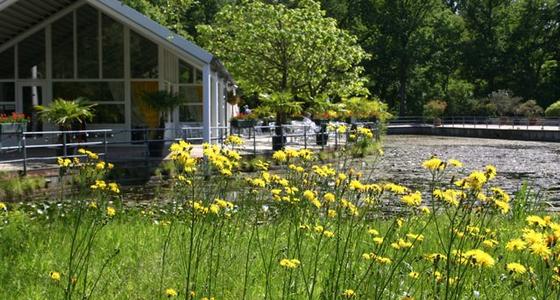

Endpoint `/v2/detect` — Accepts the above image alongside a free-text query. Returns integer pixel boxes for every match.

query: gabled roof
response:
[0,0,234,83]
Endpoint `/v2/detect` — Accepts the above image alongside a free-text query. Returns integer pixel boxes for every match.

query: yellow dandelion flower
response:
[373,237,384,245]
[506,262,527,275]
[482,239,498,248]
[494,200,510,214]
[255,160,269,171]
[401,191,422,207]
[108,182,120,194]
[95,161,105,170]
[209,204,220,214]
[272,150,287,162]
[324,192,336,203]
[391,238,413,249]
[408,271,420,279]
[165,288,178,297]
[49,271,61,281]
[327,209,337,218]
[342,289,356,298]
[523,229,546,245]
[529,242,551,258]
[424,253,447,263]
[406,233,425,242]
[526,215,547,228]
[419,206,431,214]
[224,135,244,146]
[447,159,463,167]
[279,258,300,269]
[323,230,335,238]
[384,183,408,194]
[0,202,6,210]
[106,206,116,217]
[367,228,380,236]
[485,165,497,180]
[422,157,444,171]
[463,249,495,267]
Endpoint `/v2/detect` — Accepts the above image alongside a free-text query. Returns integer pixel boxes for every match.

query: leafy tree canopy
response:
[197,0,369,107]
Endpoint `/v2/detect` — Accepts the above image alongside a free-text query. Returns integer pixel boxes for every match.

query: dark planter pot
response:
[272,135,287,151]
[148,140,165,157]
[528,117,538,125]
[231,119,256,128]
[316,133,329,145]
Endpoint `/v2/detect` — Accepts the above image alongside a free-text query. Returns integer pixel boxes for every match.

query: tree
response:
[122,0,196,39]
[197,0,369,108]
[351,0,439,115]
[458,0,513,95]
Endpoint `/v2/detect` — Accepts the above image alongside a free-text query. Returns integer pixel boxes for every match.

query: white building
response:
[0,0,236,142]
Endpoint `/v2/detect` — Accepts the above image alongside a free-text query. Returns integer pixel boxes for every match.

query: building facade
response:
[0,0,235,142]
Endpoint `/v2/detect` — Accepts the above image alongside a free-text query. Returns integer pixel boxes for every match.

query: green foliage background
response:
[124,0,560,116]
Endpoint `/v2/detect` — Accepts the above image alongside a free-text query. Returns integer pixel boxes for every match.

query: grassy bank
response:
[1,132,558,299]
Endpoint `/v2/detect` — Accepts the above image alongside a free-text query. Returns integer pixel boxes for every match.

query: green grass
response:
[0,199,552,300]
[0,139,556,300]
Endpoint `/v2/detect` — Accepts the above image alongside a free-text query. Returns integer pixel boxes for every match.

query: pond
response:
[370,135,560,209]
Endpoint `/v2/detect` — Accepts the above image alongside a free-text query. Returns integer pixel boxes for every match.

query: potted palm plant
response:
[259,91,302,150]
[36,97,96,155]
[141,90,181,157]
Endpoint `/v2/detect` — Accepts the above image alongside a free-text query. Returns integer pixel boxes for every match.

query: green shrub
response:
[545,101,560,117]
[514,100,543,117]
[0,174,46,201]
[423,100,447,120]
[484,90,522,116]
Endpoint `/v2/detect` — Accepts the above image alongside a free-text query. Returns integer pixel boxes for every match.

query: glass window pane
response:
[18,30,46,79]
[53,82,124,102]
[77,4,99,78]
[179,60,193,83]
[0,104,15,114]
[179,86,202,104]
[92,104,125,123]
[52,13,74,79]
[0,47,14,79]
[130,30,158,78]
[0,83,15,102]
[102,14,124,78]
[131,81,159,128]
[195,69,202,84]
[179,105,202,122]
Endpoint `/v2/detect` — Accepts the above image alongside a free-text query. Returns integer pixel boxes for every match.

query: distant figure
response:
[302,112,318,133]
[243,105,252,115]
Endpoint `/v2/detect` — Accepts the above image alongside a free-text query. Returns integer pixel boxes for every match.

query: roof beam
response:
[0,0,85,53]
[0,0,19,12]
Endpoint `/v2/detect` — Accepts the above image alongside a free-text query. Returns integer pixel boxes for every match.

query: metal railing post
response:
[144,127,148,162]
[22,134,27,175]
[62,132,67,157]
[335,129,338,150]
[253,126,257,155]
[103,130,108,159]
[304,125,307,149]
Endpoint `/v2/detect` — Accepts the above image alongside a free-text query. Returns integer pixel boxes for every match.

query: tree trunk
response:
[398,68,407,116]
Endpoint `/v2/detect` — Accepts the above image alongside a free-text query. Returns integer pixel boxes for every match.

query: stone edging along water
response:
[387,125,560,143]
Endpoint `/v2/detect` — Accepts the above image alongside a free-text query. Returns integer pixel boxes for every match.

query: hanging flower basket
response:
[227,94,241,105]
